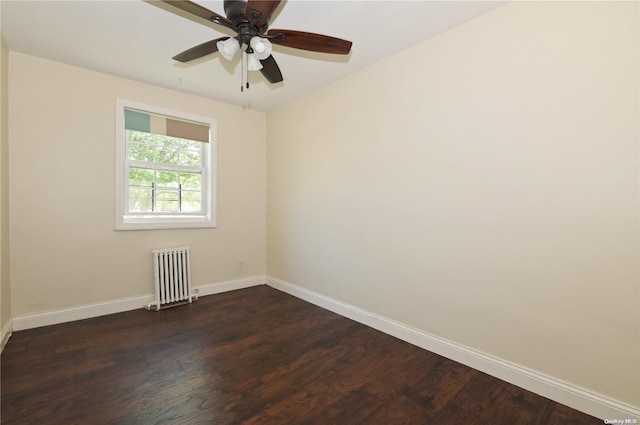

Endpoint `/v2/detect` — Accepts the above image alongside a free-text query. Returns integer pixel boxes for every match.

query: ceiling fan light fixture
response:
[217,37,240,61]
[164,0,352,87]
[247,53,263,71]
[250,36,272,60]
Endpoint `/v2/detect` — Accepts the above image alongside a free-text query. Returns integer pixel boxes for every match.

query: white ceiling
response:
[1,0,507,112]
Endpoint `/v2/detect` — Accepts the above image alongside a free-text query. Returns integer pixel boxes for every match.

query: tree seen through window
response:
[126,131,204,213]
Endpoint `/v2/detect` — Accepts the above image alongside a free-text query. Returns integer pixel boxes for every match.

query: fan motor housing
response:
[224,0,248,23]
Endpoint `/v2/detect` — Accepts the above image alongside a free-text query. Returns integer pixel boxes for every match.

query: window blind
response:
[124,108,210,143]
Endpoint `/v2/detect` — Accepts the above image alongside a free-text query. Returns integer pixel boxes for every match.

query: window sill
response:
[116,215,216,231]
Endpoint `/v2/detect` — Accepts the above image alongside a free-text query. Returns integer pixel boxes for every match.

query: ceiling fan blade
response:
[266,29,352,55]
[172,37,229,62]
[161,0,234,30]
[260,55,283,84]
[245,0,282,28]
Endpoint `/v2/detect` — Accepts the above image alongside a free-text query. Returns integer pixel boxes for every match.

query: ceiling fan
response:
[161,0,353,89]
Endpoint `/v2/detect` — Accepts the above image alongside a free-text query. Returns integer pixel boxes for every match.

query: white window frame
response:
[115,98,217,230]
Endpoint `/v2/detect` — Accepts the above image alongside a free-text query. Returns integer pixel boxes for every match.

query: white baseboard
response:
[266,276,640,421]
[12,276,265,332]
[1,318,12,353]
[13,294,155,331]
[196,276,265,297]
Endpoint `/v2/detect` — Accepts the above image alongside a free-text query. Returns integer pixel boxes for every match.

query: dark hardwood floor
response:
[2,286,599,425]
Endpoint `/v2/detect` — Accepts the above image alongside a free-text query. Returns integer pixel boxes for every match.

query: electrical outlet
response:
[236,261,245,270]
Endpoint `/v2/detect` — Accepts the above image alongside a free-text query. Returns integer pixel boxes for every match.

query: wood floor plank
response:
[1,286,601,424]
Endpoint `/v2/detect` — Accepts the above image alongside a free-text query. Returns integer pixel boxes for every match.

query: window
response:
[116,99,216,230]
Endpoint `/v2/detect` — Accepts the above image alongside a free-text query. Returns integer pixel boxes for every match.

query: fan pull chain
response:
[241,50,246,92]
[240,49,252,91]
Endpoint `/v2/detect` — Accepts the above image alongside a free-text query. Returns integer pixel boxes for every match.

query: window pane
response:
[156,190,179,201]
[128,187,153,212]
[156,171,179,189]
[129,187,152,198]
[180,173,201,190]
[156,145,179,165]
[181,201,201,212]
[128,142,155,162]
[129,168,154,187]
[157,135,182,150]
[156,190,179,212]
[156,201,180,212]
[181,191,201,201]
[183,140,202,150]
[181,191,201,213]
[129,198,153,212]
[128,130,155,144]
[180,149,201,167]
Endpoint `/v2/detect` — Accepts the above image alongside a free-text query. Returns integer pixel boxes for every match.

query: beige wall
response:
[267,1,639,408]
[9,52,266,317]
[1,35,11,335]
